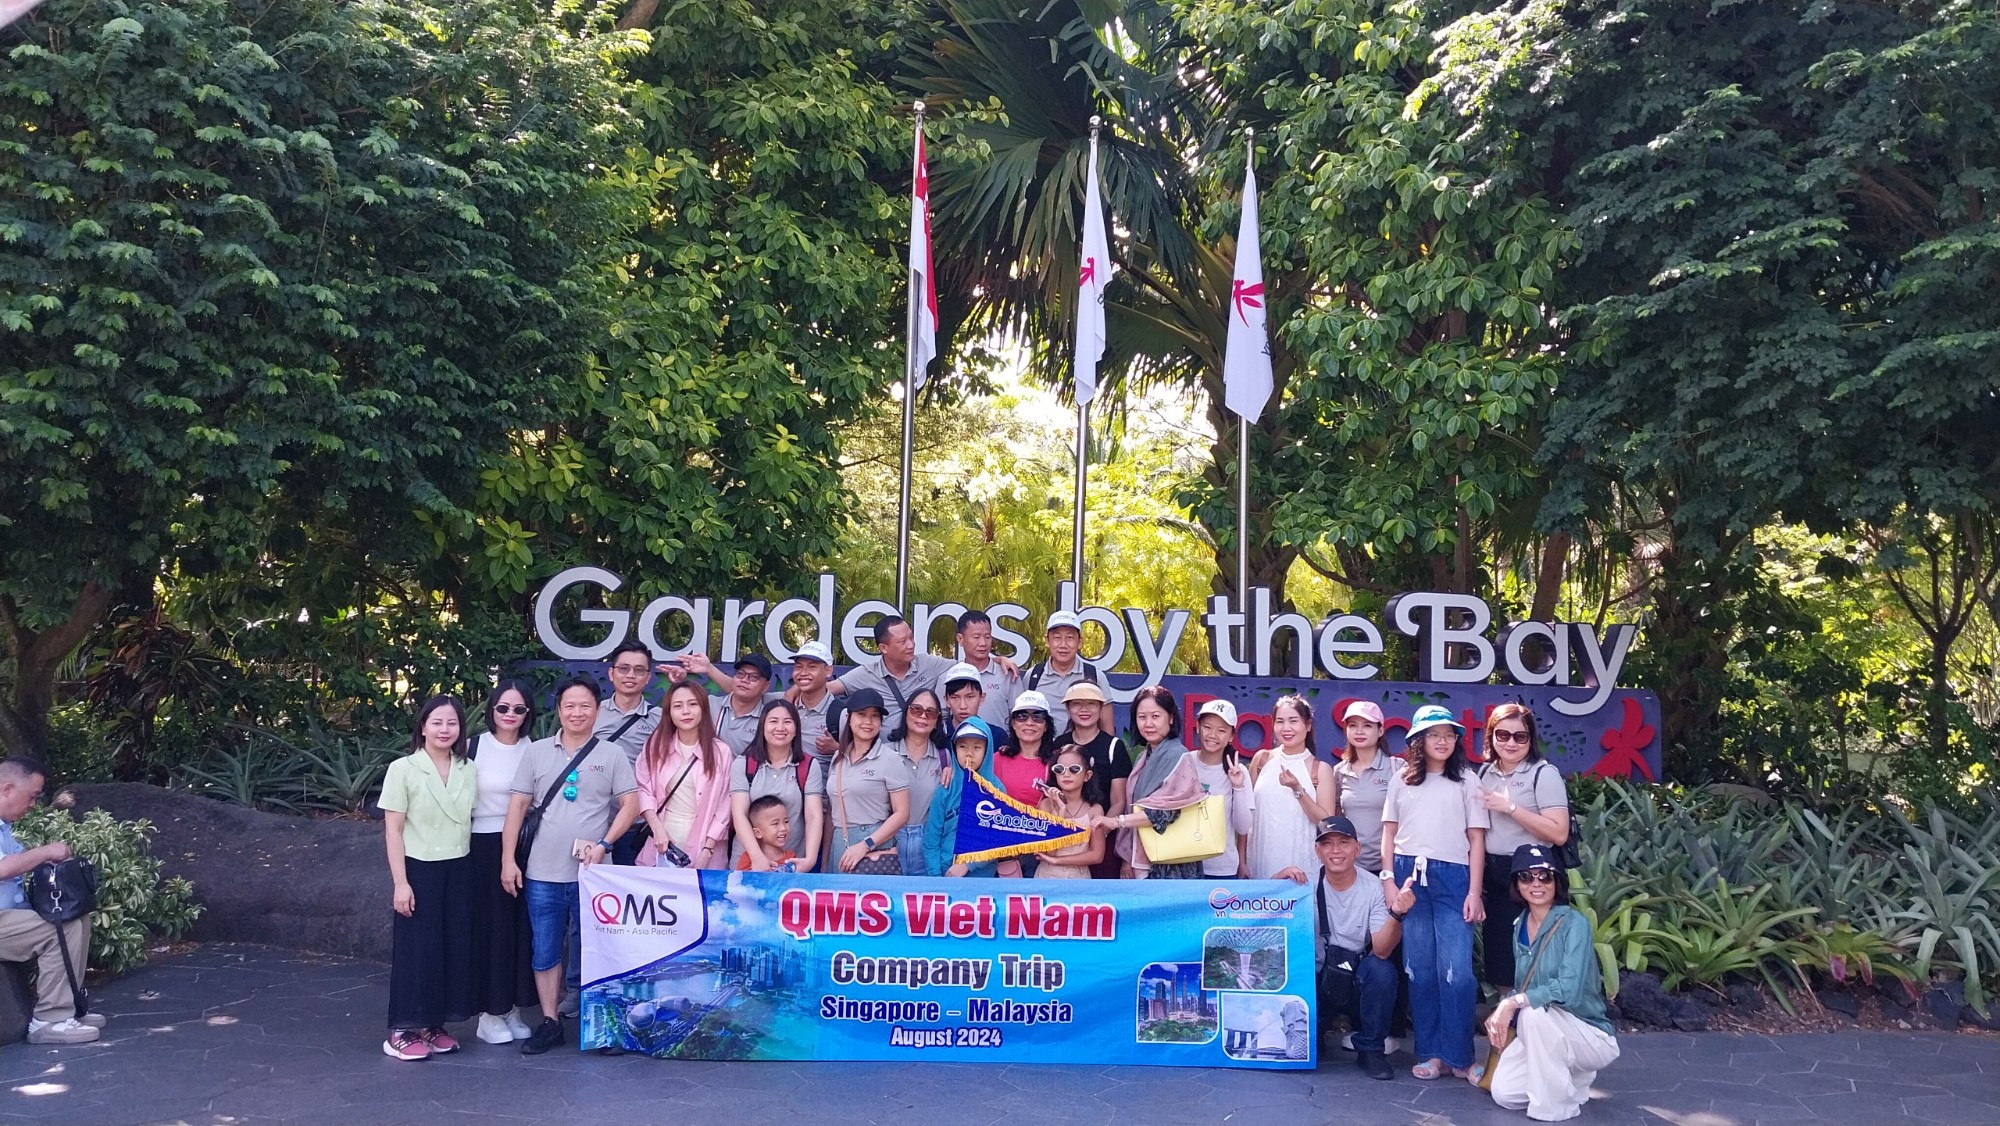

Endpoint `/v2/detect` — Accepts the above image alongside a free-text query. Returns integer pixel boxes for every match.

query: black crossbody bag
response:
[25,857,97,1019]
[516,738,600,868]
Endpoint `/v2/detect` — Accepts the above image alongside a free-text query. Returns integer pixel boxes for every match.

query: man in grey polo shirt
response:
[789,641,839,765]
[954,610,1019,728]
[1021,610,1101,736]
[824,616,957,734]
[667,650,773,755]
[1276,816,1416,1080]
[594,640,661,764]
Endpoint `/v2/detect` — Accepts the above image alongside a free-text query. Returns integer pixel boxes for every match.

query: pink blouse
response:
[635,738,735,869]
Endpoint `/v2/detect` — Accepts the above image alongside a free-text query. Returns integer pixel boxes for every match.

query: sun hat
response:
[1061,681,1108,705]
[1405,703,1463,740]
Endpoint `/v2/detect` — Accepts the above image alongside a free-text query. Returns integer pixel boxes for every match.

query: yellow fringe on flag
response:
[952,772,1092,865]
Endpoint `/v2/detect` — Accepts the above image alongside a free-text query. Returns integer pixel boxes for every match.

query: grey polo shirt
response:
[791,688,837,766]
[1021,660,1100,735]
[1333,751,1395,874]
[510,736,638,883]
[826,742,911,834]
[968,657,1020,729]
[838,652,957,733]
[1478,759,1569,857]
[593,697,660,765]
[708,693,765,757]
[1315,872,1389,964]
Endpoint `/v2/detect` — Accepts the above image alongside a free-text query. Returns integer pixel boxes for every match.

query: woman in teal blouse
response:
[1478,843,1620,1120]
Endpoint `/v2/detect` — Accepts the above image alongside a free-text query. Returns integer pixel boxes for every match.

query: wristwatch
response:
[595,839,611,852]
[1390,908,1408,921]
[862,837,879,851]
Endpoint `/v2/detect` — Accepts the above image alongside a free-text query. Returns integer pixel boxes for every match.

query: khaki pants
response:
[1490,1003,1620,1122]
[0,909,90,1023]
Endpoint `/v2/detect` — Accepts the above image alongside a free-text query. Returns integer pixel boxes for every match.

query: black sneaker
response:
[520,1017,564,1056]
[1358,1050,1393,1081]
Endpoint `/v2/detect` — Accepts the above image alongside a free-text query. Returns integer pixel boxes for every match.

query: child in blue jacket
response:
[924,718,1003,877]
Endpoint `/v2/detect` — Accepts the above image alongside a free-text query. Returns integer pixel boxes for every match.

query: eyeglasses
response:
[1515,869,1556,884]
[1050,763,1086,776]
[907,705,939,718]
[493,704,529,716]
[1491,729,1531,745]
[561,769,579,802]
[611,663,650,675]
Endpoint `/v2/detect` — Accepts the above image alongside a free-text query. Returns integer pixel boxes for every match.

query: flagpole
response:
[1236,128,1254,613]
[1072,115,1103,594]
[896,101,927,613]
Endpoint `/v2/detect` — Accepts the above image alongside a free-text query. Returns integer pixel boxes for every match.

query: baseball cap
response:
[1340,700,1385,725]
[1313,815,1360,842]
[942,662,982,691]
[1406,703,1463,740]
[793,640,833,665]
[1511,843,1560,876]
[1011,690,1053,716]
[1045,610,1083,633]
[735,652,773,680]
[1061,681,1108,705]
[844,688,887,716]
[1195,699,1239,728]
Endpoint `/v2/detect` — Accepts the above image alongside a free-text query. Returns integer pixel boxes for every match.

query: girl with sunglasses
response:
[465,680,538,1045]
[1031,747,1105,879]
[993,690,1057,877]
[1475,704,1572,990]
[888,689,949,876]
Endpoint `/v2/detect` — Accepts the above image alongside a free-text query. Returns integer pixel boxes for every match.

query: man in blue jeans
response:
[1278,816,1416,1080]
[500,678,640,1055]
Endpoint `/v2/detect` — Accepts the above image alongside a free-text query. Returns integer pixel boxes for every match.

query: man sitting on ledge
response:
[0,756,102,1045]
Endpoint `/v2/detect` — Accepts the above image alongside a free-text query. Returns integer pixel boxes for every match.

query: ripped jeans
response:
[1392,853,1476,1069]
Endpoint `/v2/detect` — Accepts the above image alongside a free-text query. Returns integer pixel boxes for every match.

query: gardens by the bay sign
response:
[533,567,1661,780]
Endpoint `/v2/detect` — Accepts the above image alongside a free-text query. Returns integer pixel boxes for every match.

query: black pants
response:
[387,856,475,1031]
[1318,950,1399,1053]
[466,833,536,1014]
[1479,853,1521,989]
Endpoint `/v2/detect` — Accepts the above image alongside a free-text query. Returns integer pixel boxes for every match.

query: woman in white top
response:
[466,679,537,1045]
[1246,696,1338,879]
[1381,704,1490,1082]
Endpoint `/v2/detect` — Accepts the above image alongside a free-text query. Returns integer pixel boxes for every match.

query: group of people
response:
[377,611,1617,1120]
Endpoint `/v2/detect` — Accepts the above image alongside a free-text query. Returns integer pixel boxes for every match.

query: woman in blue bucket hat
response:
[1379,703,1490,1081]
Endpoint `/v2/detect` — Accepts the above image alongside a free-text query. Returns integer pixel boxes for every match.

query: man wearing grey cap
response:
[1278,815,1417,1081]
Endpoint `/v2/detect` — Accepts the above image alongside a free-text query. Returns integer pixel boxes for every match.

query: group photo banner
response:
[578,866,1317,1068]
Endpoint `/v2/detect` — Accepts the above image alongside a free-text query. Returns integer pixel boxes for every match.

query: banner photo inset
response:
[578,867,1316,1068]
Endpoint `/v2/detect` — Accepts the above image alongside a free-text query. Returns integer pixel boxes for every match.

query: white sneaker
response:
[505,1009,533,1039]
[1340,1032,1403,1054]
[27,1018,99,1045]
[476,1013,514,1045]
[1340,1032,1356,1052]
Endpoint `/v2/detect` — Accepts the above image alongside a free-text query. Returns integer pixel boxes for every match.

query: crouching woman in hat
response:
[1474,843,1619,1121]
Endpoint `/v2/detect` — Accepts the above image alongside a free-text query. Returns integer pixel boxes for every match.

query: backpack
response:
[745,754,812,794]
[1026,661,1101,692]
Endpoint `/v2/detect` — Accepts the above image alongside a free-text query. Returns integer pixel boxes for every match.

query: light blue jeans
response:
[1392,854,1476,1069]
[897,824,927,876]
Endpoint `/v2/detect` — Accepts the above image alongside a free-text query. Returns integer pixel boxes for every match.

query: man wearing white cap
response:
[1022,610,1101,736]
[788,640,840,766]
[954,610,1020,728]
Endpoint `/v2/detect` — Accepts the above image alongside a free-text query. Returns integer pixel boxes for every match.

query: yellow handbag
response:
[1136,795,1228,865]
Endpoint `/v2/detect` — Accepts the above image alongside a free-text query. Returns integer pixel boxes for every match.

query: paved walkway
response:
[1,946,1993,1125]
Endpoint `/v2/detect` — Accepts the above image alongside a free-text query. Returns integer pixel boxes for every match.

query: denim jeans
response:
[897,824,927,876]
[1392,854,1476,1069]
[522,879,578,974]
[1319,950,1399,1054]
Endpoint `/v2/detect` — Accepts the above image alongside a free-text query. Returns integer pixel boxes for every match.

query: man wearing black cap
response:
[1278,816,1417,1080]
[667,651,774,755]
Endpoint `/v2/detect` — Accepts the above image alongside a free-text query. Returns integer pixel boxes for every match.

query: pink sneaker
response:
[383,1030,432,1060]
[420,1027,460,1053]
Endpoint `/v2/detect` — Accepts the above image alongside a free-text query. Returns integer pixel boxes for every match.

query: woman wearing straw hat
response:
[1380,704,1490,1081]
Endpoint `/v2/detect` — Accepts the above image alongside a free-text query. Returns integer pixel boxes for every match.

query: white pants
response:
[1490,1004,1620,1122]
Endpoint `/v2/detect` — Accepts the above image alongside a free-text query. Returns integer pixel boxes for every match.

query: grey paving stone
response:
[1904,1094,2000,1125]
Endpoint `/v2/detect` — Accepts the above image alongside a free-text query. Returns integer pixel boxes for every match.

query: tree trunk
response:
[1529,533,1572,621]
[1648,541,1732,782]
[0,581,113,758]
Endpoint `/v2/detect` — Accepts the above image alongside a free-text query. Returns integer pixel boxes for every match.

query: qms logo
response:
[592,891,679,928]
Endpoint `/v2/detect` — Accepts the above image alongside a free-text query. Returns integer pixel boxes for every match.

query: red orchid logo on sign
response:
[1231,279,1263,325]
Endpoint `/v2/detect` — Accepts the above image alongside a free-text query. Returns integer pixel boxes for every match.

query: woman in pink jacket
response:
[635,683,735,868]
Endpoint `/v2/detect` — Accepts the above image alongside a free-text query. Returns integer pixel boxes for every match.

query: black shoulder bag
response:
[25,856,97,1019]
[515,738,600,868]
[1536,761,1582,869]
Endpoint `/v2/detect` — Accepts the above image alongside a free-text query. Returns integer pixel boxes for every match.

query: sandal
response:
[1412,1058,1448,1080]
[1465,1061,1488,1086]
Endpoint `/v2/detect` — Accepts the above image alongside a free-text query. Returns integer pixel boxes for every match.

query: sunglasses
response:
[907,705,939,718]
[1050,763,1086,776]
[1012,712,1048,723]
[1515,869,1557,884]
[1491,729,1531,745]
[493,704,529,716]
[561,769,579,802]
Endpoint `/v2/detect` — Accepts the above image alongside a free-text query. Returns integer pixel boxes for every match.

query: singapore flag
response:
[1221,152,1272,421]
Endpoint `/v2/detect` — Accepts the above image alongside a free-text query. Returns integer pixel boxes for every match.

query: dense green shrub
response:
[1569,780,2000,1010]
[12,805,200,975]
